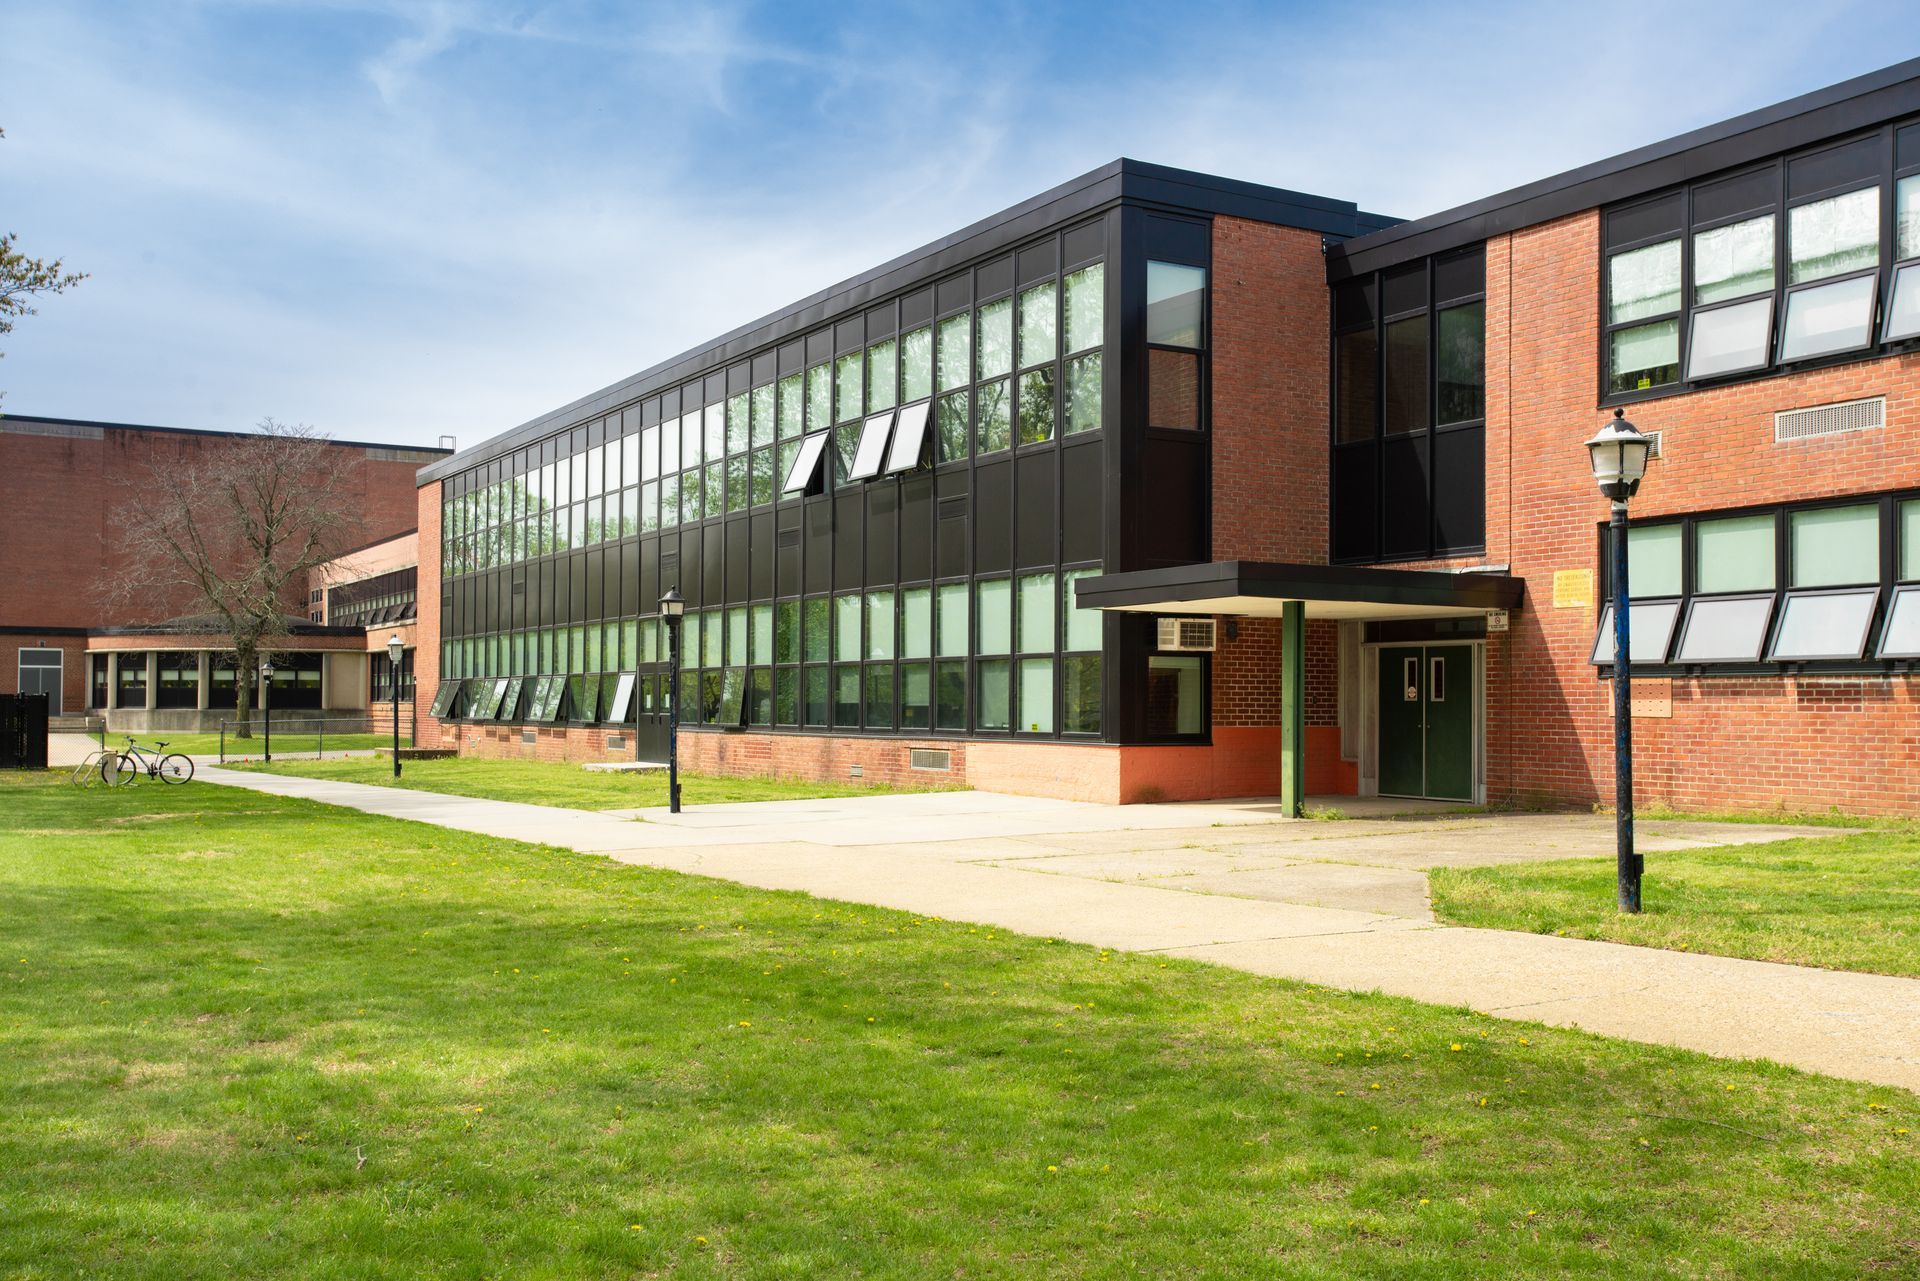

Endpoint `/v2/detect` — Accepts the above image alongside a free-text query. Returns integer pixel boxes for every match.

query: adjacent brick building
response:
[0,415,445,730]
[415,59,1920,817]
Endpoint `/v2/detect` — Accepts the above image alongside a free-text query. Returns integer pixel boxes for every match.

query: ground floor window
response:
[1145,655,1205,738]
[155,652,199,709]
[89,653,109,709]
[115,652,149,708]
[265,653,324,710]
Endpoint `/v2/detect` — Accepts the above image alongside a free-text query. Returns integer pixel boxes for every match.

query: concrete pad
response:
[1152,863,1437,921]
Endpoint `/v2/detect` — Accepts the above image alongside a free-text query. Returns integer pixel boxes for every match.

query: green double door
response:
[1376,644,1475,801]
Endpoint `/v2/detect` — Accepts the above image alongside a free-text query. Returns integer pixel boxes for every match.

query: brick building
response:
[0,415,445,730]
[415,59,1920,816]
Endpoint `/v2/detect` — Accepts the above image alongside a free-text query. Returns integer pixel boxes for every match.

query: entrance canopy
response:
[1073,560,1524,621]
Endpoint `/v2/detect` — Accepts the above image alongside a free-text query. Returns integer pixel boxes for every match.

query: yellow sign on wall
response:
[1553,569,1593,609]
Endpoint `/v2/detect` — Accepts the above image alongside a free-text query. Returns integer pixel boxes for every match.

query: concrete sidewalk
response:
[197,766,1920,1093]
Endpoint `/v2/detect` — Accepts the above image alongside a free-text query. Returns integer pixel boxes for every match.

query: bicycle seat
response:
[154,741,169,749]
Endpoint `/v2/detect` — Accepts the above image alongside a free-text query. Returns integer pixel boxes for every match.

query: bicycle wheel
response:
[102,753,139,786]
[158,754,194,784]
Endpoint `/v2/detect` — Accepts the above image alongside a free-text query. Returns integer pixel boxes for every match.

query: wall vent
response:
[1644,429,1663,459]
[1157,617,1217,652]
[909,748,952,772]
[521,730,536,745]
[1774,396,1884,443]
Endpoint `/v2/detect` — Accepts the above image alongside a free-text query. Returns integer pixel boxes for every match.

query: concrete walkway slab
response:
[187,766,1920,1093]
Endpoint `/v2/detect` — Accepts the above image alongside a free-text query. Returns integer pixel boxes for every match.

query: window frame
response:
[1600,122,1920,407]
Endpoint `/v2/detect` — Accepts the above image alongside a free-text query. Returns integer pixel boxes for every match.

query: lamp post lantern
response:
[659,587,685,814]
[259,658,275,764]
[1585,407,1654,913]
[387,632,405,780]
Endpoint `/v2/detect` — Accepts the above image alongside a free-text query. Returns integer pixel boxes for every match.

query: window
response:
[1382,315,1428,435]
[1018,658,1054,733]
[937,314,970,393]
[1607,239,1682,394]
[976,297,1012,382]
[849,411,894,480]
[1146,262,1205,347]
[834,593,861,664]
[975,578,1010,655]
[975,659,1010,731]
[936,582,969,658]
[1017,367,1054,445]
[429,678,464,718]
[154,652,198,709]
[1017,572,1054,653]
[1063,351,1102,435]
[1145,655,1203,737]
[901,327,933,402]
[865,590,895,661]
[1675,595,1774,663]
[1147,350,1200,430]
[1436,302,1484,425]
[781,431,831,495]
[1018,281,1056,368]
[1790,504,1879,587]
[901,587,932,659]
[886,400,932,472]
[1780,273,1878,361]
[1590,600,1684,665]
[867,340,896,413]
[1627,521,1684,597]
[1880,585,1920,657]
[936,390,969,463]
[977,379,1011,454]
[1695,514,1775,594]
[1694,214,1775,304]
[1063,264,1103,352]
[1061,655,1101,735]
[1770,588,1879,660]
[777,373,804,439]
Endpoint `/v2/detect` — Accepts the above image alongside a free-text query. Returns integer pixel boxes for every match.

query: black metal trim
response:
[1329,58,1920,280]
[1074,559,1524,613]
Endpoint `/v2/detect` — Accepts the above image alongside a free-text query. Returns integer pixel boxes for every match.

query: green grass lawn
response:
[1431,829,1920,978]
[232,754,921,810]
[1,772,1914,1278]
[101,731,411,759]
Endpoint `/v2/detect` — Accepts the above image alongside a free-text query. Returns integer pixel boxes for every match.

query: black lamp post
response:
[387,632,405,780]
[259,658,275,764]
[659,587,685,814]
[1585,407,1654,913]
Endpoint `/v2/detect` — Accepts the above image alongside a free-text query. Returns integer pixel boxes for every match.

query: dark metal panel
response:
[804,498,832,595]
[585,548,603,622]
[1380,435,1433,559]
[703,524,724,604]
[679,529,701,607]
[833,492,863,590]
[1432,427,1486,554]
[974,459,1011,573]
[936,471,970,580]
[899,473,933,583]
[1061,440,1103,566]
[866,483,898,585]
[750,512,775,600]
[1136,435,1208,566]
[725,519,750,602]
[1015,451,1057,569]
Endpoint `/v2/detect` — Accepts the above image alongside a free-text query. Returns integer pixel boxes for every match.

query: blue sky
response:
[0,0,1907,446]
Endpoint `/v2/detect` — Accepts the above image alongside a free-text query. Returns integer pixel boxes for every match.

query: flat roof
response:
[0,413,453,457]
[1328,57,1920,280]
[1075,560,1525,621]
[419,158,1396,487]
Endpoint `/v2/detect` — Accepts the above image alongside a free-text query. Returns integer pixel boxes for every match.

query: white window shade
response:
[848,411,895,480]
[1878,585,1920,657]
[1768,589,1878,661]
[1685,296,1773,380]
[781,431,831,495]
[1781,274,1878,361]
[885,400,932,472]
[1884,263,1920,343]
[1675,595,1775,663]
[1590,599,1683,665]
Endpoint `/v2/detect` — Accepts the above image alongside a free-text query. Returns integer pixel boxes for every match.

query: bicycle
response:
[103,737,195,786]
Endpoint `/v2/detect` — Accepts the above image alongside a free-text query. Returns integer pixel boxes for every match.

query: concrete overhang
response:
[1073,560,1525,621]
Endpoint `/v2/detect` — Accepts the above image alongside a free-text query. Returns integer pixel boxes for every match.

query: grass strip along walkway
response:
[2,772,1915,1278]
[232,754,921,810]
[1431,827,1920,979]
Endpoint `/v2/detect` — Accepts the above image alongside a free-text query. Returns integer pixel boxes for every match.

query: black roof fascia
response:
[1327,57,1920,282]
[419,160,1396,487]
[1074,560,1525,612]
[0,413,452,456]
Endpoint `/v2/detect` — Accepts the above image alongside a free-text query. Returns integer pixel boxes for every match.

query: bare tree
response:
[1,127,87,402]
[103,419,367,737]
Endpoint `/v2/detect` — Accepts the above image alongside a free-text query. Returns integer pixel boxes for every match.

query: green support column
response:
[1280,599,1305,818]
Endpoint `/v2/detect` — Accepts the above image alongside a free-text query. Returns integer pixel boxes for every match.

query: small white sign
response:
[1485,609,1510,632]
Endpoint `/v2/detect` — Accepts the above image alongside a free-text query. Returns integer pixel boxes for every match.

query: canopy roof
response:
[1073,561,1524,621]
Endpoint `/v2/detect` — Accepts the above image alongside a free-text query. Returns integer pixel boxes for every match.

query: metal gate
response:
[1,693,50,769]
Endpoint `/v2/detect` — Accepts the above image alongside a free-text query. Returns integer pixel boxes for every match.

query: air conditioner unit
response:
[1157,617,1217,652]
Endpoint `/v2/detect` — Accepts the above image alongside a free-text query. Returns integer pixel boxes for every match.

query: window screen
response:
[1780,274,1878,361]
[1674,595,1774,663]
[1590,599,1683,665]
[1789,504,1879,587]
[1685,297,1773,380]
[1879,584,1920,657]
[1694,514,1775,593]
[1768,588,1878,660]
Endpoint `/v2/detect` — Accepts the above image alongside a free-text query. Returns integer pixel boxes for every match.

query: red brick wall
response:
[0,425,428,633]
[0,633,87,709]
[1470,210,1920,815]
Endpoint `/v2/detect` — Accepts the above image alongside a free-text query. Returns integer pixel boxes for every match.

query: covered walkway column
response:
[1280,599,1304,817]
